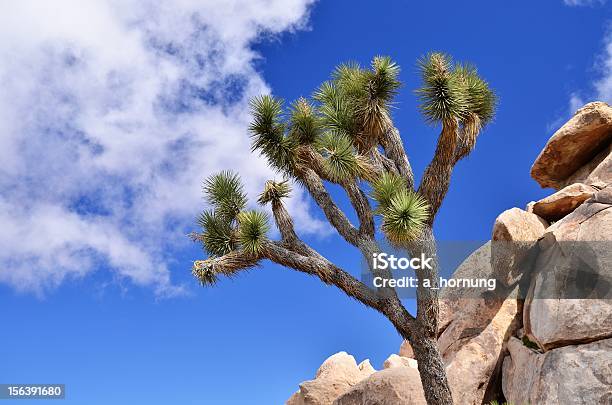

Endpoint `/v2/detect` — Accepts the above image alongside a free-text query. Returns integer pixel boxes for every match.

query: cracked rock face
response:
[502,337,612,405]
[524,187,612,351]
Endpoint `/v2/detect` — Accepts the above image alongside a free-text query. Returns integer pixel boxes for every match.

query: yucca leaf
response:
[415,52,468,124]
[316,132,363,182]
[237,210,270,255]
[197,210,235,257]
[289,97,321,144]
[381,189,430,244]
[202,171,247,222]
[249,95,297,173]
[258,180,292,205]
[371,172,407,211]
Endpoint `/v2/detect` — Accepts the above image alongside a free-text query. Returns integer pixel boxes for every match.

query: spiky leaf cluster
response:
[197,171,248,256]
[289,98,322,144]
[371,172,407,211]
[249,95,297,174]
[237,210,270,255]
[381,189,430,244]
[197,210,235,257]
[203,170,247,221]
[314,56,401,143]
[316,132,371,182]
[372,173,429,243]
[416,53,496,127]
[258,180,292,205]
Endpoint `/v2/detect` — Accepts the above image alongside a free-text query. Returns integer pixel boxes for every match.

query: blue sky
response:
[1,1,611,404]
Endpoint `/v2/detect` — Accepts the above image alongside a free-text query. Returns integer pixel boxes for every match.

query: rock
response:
[333,367,427,405]
[399,340,414,358]
[524,189,612,350]
[561,142,612,189]
[357,359,376,376]
[491,207,548,286]
[532,183,597,221]
[440,292,521,405]
[439,241,498,335]
[287,352,373,405]
[383,354,418,369]
[502,337,612,405]
[531,101,612,189]
[437,240,522,404]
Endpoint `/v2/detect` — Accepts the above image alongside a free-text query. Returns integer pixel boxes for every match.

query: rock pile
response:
[286,101,612,404]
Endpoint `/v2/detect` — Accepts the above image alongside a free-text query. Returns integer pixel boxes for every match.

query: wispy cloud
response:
[0,0,323,295]
[562,25,612,119]
[563,0,607,6]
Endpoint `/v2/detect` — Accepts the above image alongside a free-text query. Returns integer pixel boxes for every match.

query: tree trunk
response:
[401,326,454,405]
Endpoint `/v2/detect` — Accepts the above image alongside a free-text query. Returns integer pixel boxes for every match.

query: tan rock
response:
[357,359,375,376]
[437,240,521,404]
[333,367,427,405]
[531,101,612,188]
[441,292,521,405]
[532,183,597,221]
[561,142,612,189]
[399,340,414,358]
[491,207,548,286]
[524,188,612,350]
[502,337,612,405]
[286,352,372,405]
[383,354,418,369]
[439,241,497,335]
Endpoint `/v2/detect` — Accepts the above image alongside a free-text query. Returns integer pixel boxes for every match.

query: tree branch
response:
[417,119,459,223]
[380,126,415,189]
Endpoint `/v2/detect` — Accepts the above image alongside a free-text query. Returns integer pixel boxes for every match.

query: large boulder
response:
[383,354,418,369]
[491,208,548,286]
[531,183,597,221]
[502,337,612,405]
[531,101,612,189]
[561,142,612,189]
[438,241,500,335]
[440,291,521,405]
[333,367,427,405]
[286,352,375,405]
[437,240,521,404]
[524,187,612,350]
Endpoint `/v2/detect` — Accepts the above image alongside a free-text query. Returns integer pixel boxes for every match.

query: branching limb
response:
[417,119,459,223]
[380,126,415,189]
[298,167,361,246]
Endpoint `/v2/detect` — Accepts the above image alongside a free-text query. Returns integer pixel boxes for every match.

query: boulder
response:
[440,292,521,405]
[383,354,418,369]
[524,187,612,350]
[531,101,612,189]
[437,240,522,404]
[561,142,612,189]
[502,337,612,405]
[286,352,374,405]
[333,367,427,405]
[399,340,414,358]
[491,208,548,286]
[439,241,499,335]
[531,183,597,221]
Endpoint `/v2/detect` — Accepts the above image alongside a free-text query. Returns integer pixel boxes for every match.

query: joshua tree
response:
[190,53,496,404]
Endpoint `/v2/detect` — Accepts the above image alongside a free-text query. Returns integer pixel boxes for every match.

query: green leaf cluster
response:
[416,53,496,127]
[372,173,429,244]
[197,171,269,257]
[258,180,292,205]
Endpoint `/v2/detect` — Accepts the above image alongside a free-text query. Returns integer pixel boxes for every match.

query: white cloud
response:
[565,26,612,116]
[563,0,607,6]
[0,0,324,295]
